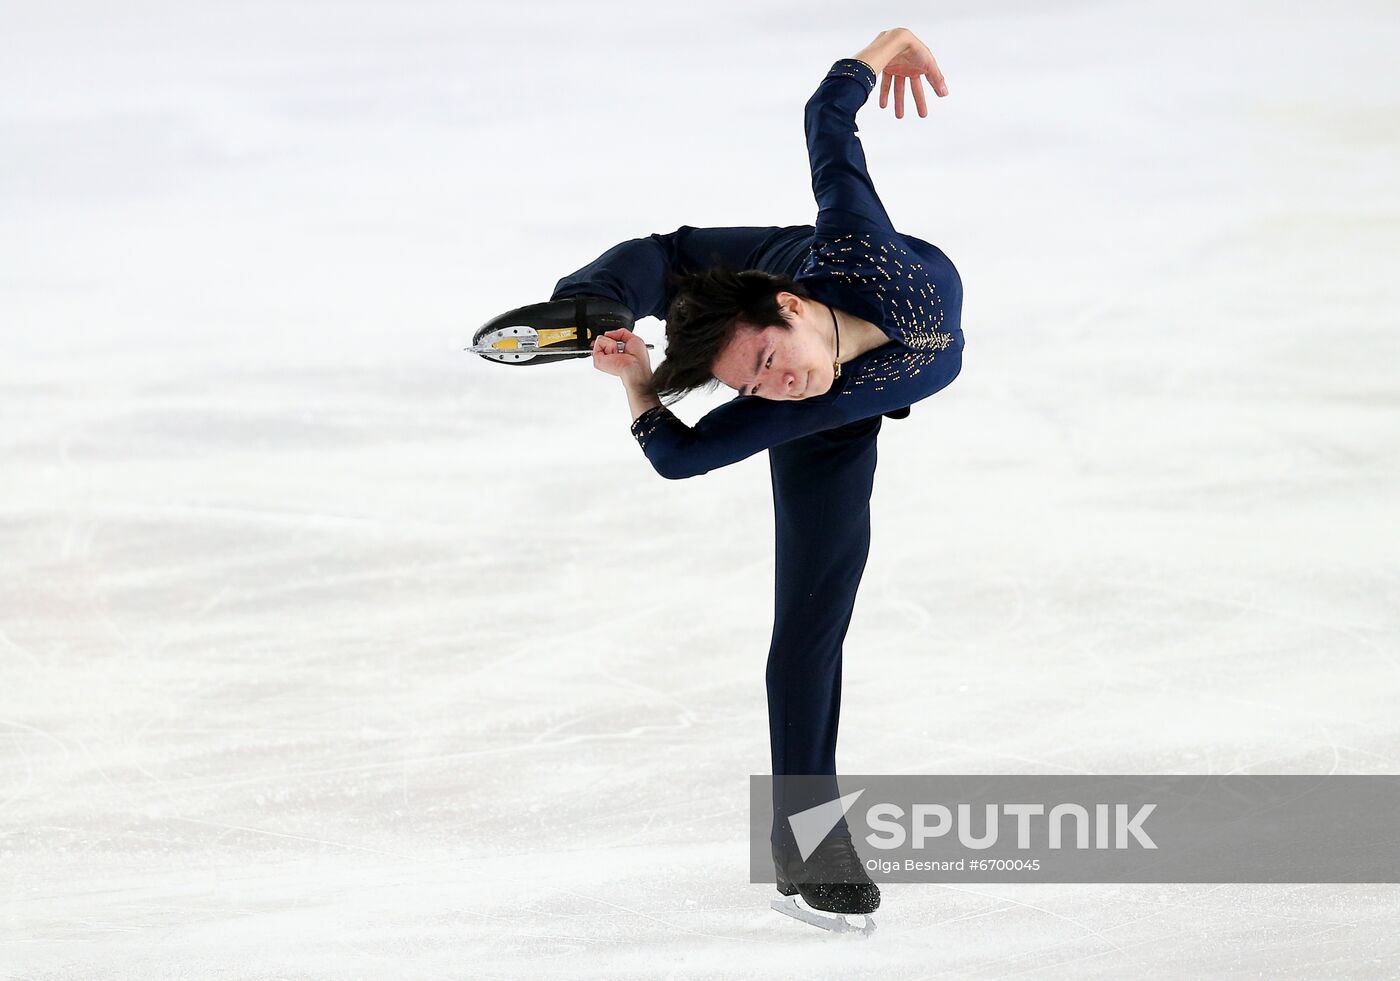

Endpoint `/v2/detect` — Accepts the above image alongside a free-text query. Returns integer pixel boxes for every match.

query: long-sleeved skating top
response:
[630,58,965,479]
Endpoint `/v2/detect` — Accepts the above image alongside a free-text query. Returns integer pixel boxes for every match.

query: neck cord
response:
[830,304,842,379]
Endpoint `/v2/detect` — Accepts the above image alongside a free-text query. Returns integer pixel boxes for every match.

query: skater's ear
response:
[774,291,804,322]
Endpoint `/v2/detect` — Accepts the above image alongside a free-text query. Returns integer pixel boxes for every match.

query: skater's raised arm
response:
[807,28,948,239]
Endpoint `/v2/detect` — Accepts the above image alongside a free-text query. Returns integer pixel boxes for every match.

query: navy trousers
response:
[553,226,881,846]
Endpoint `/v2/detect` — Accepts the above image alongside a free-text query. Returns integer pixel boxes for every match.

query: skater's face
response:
[711,294,837,401]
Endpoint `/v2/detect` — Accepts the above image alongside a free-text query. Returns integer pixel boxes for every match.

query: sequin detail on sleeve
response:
[630,405,670,450]
[827,58,878,91]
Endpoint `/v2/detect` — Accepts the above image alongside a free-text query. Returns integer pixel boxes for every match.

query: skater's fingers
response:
[894,74,905,119]
[927,58,948,97]
[592,353,622,376]
[600,328,642,357]
[910,75,928,117]
[591,335,638,378]
[880,71,892,109]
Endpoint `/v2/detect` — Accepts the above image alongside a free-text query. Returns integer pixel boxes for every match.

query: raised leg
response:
[550,224,815,320]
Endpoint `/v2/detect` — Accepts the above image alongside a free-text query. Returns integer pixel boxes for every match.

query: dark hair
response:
[648,267,812,404]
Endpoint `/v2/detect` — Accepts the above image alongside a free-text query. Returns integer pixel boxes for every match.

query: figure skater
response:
[472,26,961,929]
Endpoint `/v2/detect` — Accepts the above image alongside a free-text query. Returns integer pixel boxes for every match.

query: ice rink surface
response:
[3,0,1399,977]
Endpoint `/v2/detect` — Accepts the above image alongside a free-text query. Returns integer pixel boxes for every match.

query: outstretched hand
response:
[876,29,948,119]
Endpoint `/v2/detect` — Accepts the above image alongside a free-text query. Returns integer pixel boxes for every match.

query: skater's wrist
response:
[624,379,662,419]
[852,28,909,77]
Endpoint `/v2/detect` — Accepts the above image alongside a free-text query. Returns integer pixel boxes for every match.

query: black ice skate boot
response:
[468,295,635,366]
[771,832,880,935]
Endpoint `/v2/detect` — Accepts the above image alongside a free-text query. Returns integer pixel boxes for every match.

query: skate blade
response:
[769,896,877,937]
[468,325,585,364]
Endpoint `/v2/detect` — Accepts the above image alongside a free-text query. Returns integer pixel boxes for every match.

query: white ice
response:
[3,1,1399,978]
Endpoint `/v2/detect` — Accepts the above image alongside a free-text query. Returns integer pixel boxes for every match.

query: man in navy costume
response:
[475,27,960,926]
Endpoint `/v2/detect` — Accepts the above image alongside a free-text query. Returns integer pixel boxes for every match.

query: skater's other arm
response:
[807,28,948,239]
[626,344,963,480]
[628,395,842,479]
[592,325,839,479]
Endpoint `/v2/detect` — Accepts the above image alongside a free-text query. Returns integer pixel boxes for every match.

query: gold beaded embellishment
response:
[630,405,670,450]
[800,231,959,398]
[805,232,956,356]
[828,59,878,89]
[840,347,942,396]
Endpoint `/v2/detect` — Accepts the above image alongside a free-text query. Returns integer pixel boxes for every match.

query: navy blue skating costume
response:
[550,58,965,848]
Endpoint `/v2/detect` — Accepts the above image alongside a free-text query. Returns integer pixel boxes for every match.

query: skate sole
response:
[468,297,634,366]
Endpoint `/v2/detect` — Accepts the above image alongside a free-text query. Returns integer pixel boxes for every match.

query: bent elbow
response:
[653,462,690,481]
[652,447,716,478]
[647,447,702,481]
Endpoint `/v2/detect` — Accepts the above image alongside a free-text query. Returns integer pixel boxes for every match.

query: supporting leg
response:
[765,414,882,848]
